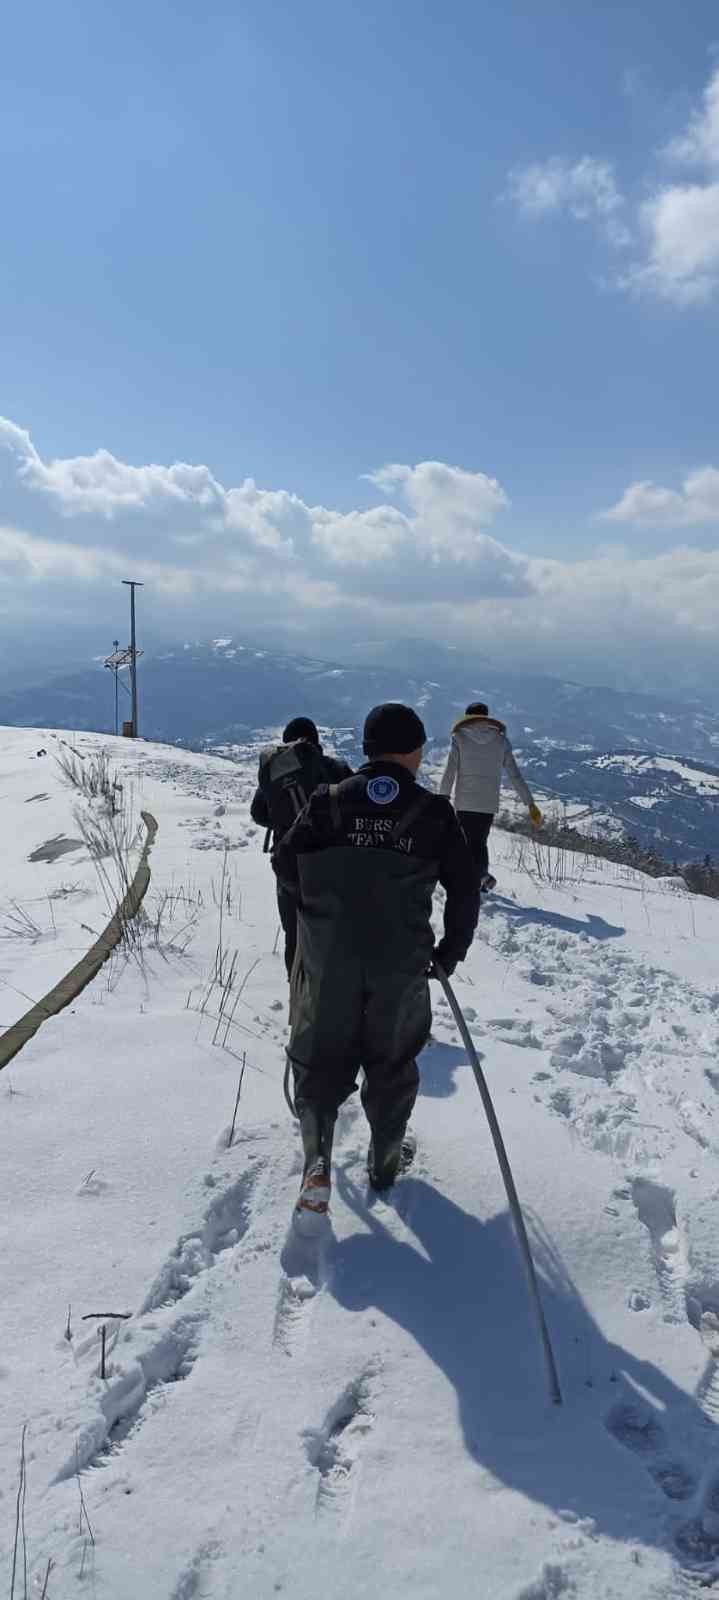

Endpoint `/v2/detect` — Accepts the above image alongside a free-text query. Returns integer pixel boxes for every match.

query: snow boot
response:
[294,1106,335,1228]
[367,1130,417,1192]
[295,1156,331,1226]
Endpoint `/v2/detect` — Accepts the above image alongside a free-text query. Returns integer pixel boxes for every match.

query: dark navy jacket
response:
[274,761,479,977]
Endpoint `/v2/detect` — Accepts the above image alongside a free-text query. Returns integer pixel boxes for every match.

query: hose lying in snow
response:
[0,811,158,1074]
[283,1056,298,1120]
[435,963,562,1407]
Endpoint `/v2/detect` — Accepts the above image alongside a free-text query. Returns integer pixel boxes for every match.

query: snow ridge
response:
[3,726,719,1597]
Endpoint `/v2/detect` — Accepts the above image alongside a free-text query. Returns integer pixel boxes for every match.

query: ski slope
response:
[2,727,719,1598]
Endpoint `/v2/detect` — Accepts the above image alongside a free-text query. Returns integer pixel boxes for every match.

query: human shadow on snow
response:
[331,1171,719,1577]
[486,895,625,943]
[416,1039,466,1099]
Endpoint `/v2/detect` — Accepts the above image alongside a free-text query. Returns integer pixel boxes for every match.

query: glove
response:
[428,947,457,979]
[529,803,542,827]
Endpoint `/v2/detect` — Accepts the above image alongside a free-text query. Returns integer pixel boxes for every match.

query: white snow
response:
[594,752,719,795]
[3,726,719,1597]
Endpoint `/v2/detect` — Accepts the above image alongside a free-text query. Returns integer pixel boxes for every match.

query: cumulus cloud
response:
[0,416,224,518]
[310,506,410,567]
[602,466,719,527]
[524,544,719,664]
[507,66,719,307]
[508,157,630,246]
[625,181,719,305]
[2,415,719,692]
[666,66,719,168]
[0,414,528,609]
[368,461,510,551]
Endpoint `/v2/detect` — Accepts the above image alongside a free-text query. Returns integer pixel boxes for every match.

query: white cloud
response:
[667,67,719,167]
[368,461,509,547]
[1,415,719,690]
[0,415,527,608]
[507,66,719,306]
[508,157,630,246]
[0,417,224,518]
[626,182,719,305]
[602,466,719,527]
[523,545,719,660]
[310,506,410,566]
[0,525,191,589]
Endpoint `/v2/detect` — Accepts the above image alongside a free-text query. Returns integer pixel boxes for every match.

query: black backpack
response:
[260,740,337,841]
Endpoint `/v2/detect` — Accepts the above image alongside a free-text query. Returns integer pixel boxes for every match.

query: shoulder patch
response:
[366,775,400,805]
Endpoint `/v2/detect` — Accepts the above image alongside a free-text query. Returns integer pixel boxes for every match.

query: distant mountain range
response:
[0,636,717,861]
[512,748,719,864]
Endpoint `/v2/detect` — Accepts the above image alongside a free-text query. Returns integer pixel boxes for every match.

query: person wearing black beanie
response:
[362,703,427,759]
[251,719,352,976]
[283,717,320,746]
[274,702,479,1227]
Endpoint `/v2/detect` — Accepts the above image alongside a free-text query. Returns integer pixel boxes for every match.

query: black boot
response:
[295,1106,336,1223]
[367,1130,417,1192]
[297,1105,336,1176]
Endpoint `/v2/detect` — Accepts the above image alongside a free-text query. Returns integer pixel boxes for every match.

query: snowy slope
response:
[2,728,719,1598]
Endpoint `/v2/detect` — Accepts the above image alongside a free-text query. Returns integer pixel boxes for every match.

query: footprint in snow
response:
[631,1178,687,1326]
[303,1364,379,1523]
[605,1400,697,1504]
[170,1538,223,1600]
[488,1016,542,1048]
[274,1214,333,1356]
[273,1272,320,1357]
[56,1308,207,1478]
[605,1394,719,1579]
[516,1563,575,1599]
[141,1158,267,1313]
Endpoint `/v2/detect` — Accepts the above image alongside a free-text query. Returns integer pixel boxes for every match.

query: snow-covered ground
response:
[594,754,719,798]
[2,726,719,1598]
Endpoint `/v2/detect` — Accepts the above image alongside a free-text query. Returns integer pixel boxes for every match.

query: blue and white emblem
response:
[367,775,400,805]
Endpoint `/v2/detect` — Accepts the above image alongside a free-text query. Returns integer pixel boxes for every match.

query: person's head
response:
[362,703,427,773]
[465,701,489,718]
[283,716,320,746]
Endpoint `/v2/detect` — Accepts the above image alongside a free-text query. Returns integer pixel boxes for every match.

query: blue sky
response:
[1,0,719,694]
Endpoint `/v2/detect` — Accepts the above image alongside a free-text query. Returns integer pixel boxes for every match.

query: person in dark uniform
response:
[250,717,352,977]
[274,703,479,1222]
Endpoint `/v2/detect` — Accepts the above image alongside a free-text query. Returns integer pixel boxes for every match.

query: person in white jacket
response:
[439,702,542,890]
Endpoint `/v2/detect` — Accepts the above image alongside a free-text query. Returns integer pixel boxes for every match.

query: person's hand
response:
[529,803,542,827]
[428,949,457,979]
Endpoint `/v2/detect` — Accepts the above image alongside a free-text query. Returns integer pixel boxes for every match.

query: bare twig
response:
[75,1449,95,1546]
[228,1054,247,1147]
[10,1423,28,1600]
[56,747,121,811]
[3,902,43,942]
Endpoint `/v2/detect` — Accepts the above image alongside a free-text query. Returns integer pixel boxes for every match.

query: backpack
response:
[260,741,337,841]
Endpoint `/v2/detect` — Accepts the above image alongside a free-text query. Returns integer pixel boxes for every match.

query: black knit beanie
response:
[283,717,320,745]
[465,701,489,717]
[362,703,427,757]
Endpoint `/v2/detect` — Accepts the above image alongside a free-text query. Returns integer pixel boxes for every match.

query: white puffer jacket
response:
[439,715,534,815]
